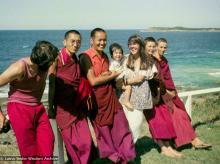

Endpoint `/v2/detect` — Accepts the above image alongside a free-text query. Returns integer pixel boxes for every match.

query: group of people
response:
[0,28,211,164]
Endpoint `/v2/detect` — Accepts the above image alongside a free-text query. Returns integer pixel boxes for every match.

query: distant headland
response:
[140,26,220,32]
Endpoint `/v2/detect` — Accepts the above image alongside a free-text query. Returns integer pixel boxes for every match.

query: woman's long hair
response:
[127,35,153,70]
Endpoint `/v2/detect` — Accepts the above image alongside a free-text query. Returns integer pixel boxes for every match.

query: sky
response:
[0,0,220,30]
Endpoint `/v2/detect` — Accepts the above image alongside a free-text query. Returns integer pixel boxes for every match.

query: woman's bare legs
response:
[122,85,133,111]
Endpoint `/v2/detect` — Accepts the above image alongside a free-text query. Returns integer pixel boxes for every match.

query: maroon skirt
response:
[145,103,176,140]
[166,100,196,147]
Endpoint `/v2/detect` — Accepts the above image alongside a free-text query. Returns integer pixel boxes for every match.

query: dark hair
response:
[127,35,151,70]
[144,37,156,45]
[64,30,81,39]
[143,36,156,67]
[109,43,123,58]
[90,28,106,38]
[30,40,58,71]
[157,38,168,44]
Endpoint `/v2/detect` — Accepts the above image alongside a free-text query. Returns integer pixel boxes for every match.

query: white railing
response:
[178,87,220,118]
[1,87,220,164]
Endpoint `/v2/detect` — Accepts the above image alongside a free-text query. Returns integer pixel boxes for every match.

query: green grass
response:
[93,94,220,164]
[1,94,220,164]
[132,120,220,164]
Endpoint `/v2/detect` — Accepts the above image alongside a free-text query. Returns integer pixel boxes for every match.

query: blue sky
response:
[0,0,220,29]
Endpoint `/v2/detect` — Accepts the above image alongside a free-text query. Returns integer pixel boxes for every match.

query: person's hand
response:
[121,84,127,90]
[111,70,122,78]
[153,72,160,80]
[162,90,176,103]
[153,53,162,61]
[100,71,112,76]
[166,89,177,98]
[134,75,145,83]
[162,93,172,102]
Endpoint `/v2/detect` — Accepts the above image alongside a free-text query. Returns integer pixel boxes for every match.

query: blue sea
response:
[0,30,220,96]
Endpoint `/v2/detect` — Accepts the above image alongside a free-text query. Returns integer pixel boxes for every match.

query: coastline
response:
[141,30,220,32]
[140,27,220,32]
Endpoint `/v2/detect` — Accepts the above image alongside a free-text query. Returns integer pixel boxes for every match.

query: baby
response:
[109,43,133,110]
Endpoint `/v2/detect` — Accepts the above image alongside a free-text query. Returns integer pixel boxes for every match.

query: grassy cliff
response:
[1,93,220,164]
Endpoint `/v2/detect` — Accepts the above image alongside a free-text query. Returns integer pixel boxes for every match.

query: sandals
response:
[192,143,212,150]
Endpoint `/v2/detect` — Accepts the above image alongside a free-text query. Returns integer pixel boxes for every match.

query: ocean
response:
[0,30,220,96]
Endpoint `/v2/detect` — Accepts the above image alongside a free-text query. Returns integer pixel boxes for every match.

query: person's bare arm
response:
[153,52,162,61]
[0,61,24,130]
[121,57,145,85]
[0,61,24,87]
[126,75,145,85]
[80,54,121,87]
[166,89,177,98]
[100,71,112,76]
[115,74,145,91]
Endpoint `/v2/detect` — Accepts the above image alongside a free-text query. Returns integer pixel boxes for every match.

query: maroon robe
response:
[84,48,122,126]
[158,56,196,147]
[54,48,93,163]
[145,62,176,140]
[158,56,186,111]
[82,48,136,163]
[55,51,80,130]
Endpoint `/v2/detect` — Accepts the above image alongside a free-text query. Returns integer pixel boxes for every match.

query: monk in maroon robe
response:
[144,37,182,158]
[79,28,135,163]
[48,30,94,164]
[154,38,211,149]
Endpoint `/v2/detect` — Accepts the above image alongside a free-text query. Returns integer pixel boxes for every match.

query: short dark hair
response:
[30,40,58,71]
[109,43,123,58]
[144,37,156,45]
[90,28,106,38]
[64,30,81,39]
[157,38,167,43]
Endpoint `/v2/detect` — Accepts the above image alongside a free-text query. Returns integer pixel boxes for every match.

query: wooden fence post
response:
[185,95,192,118]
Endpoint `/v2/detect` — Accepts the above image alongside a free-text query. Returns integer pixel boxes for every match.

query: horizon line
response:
[0,28,141,31]
[1,26,220,31]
